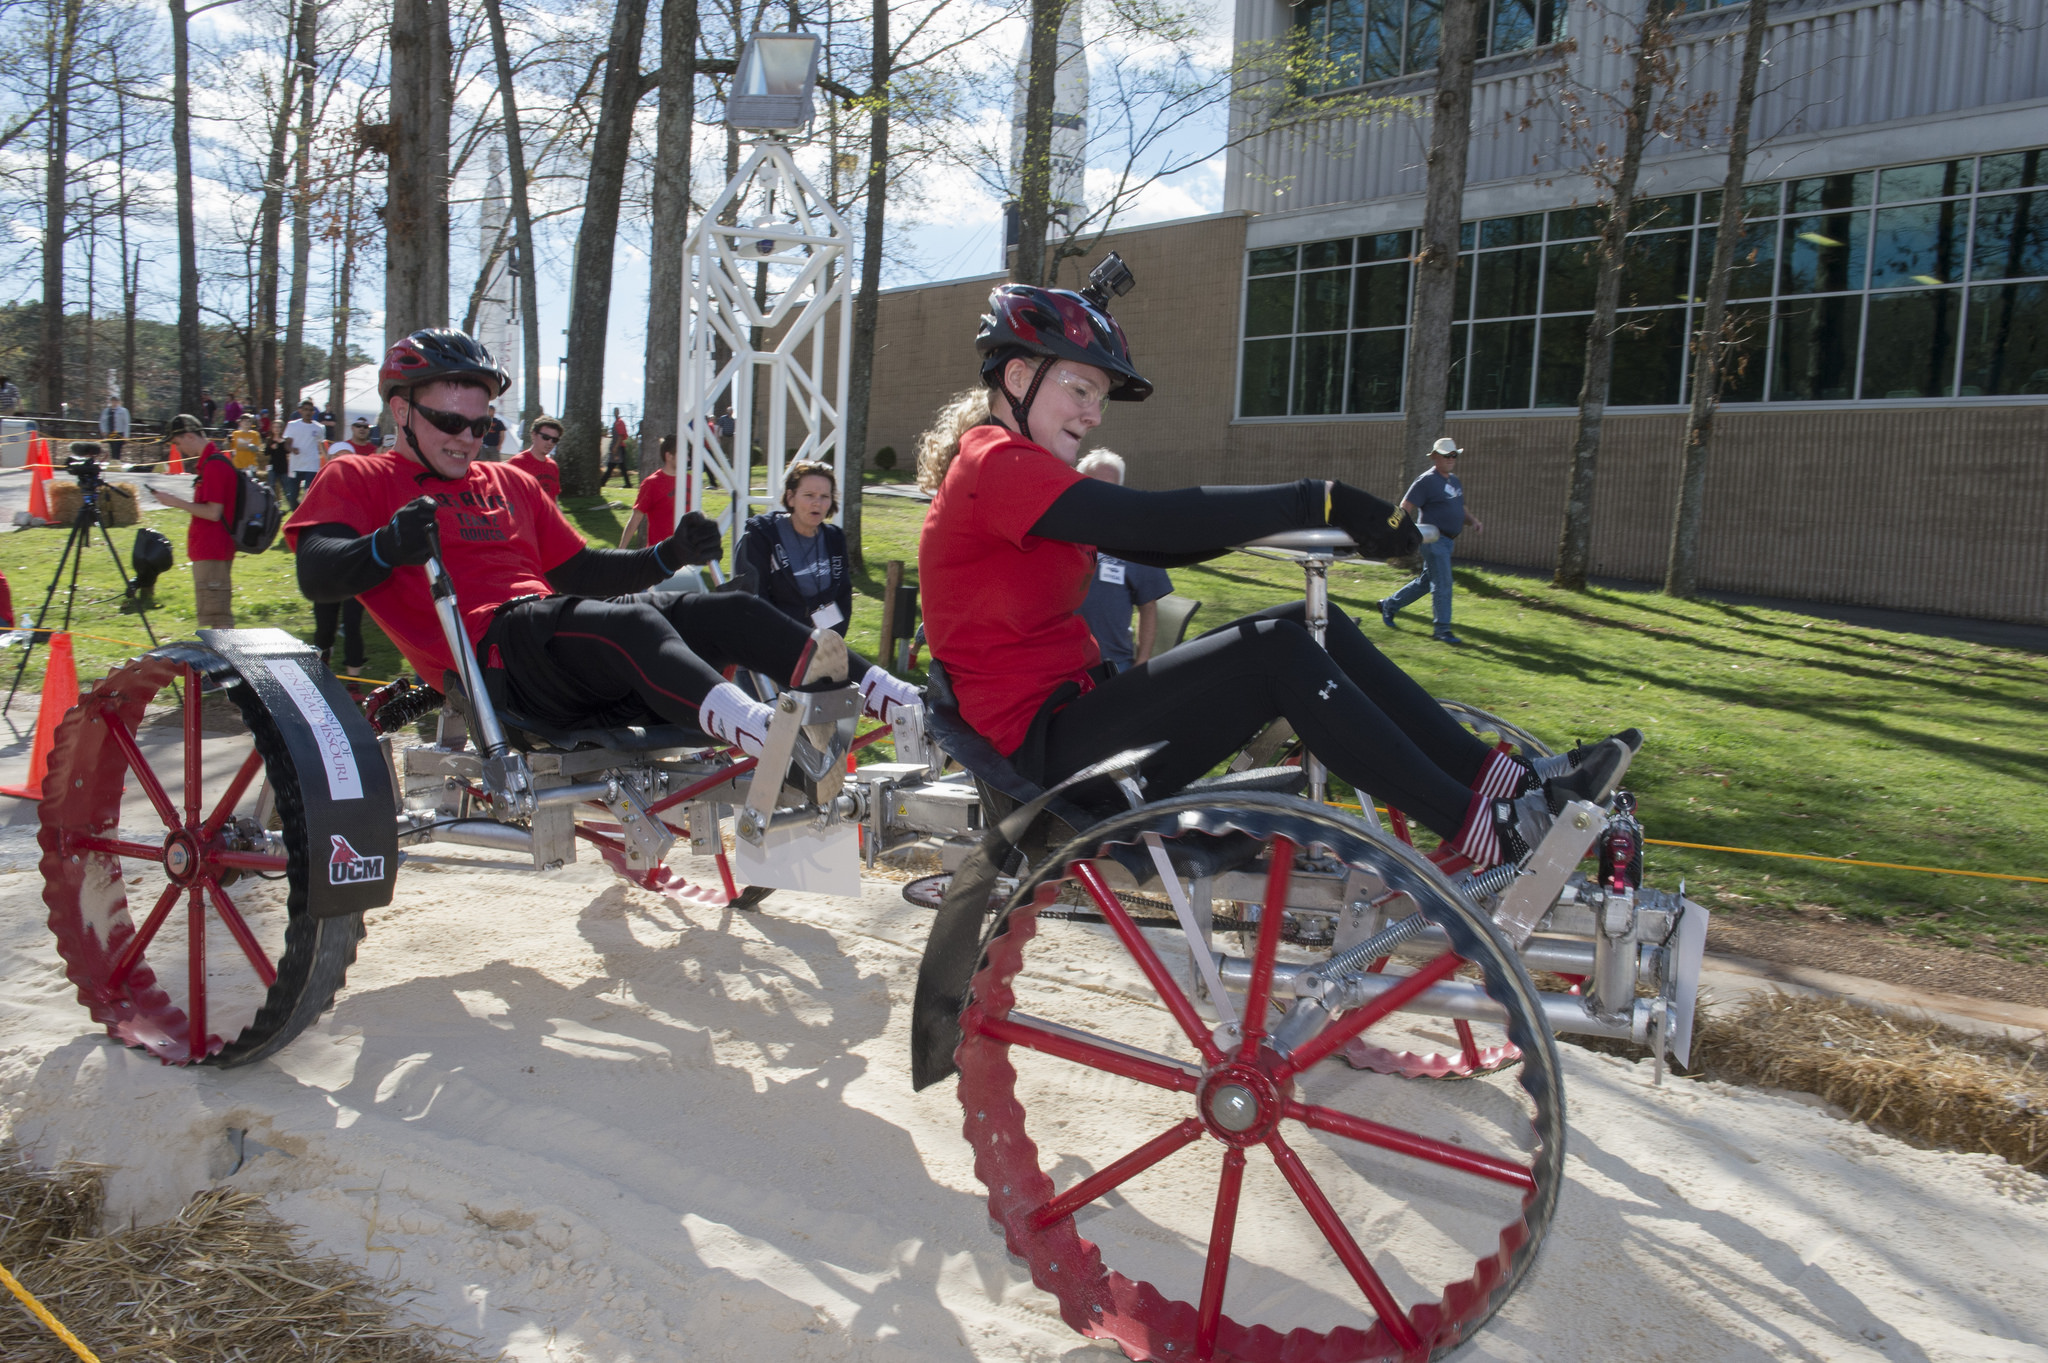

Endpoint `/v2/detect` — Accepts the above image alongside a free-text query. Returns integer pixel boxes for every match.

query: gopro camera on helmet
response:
[1081,252,1135,311]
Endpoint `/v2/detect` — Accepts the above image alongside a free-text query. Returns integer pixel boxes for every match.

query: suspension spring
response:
[1315,911,1433,988]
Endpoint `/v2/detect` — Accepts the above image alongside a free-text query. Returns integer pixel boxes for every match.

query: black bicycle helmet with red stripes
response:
[377,328,511,402]
[978,252,1151,400]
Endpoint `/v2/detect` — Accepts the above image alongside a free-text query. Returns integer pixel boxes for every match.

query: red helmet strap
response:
[1006,356,1056,447]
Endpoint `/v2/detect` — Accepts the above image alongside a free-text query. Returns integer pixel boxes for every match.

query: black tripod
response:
[6,454,161,711]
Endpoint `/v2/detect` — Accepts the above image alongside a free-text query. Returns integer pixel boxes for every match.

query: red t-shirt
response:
[633,469,676,542]
[506,448,560,502]
[188,452,240,562]
[346,438,378,457]
[282,451,584,685]
[918,424,1095,754]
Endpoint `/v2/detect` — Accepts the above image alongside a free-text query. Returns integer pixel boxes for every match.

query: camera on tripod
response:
[65,452,103,492]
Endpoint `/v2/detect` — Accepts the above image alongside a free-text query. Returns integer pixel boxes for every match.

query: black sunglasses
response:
[408,400,495,439]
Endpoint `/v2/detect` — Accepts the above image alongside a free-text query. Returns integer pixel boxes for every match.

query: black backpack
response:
[209,452,281,554]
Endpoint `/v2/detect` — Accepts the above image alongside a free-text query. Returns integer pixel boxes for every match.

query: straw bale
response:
[0,1152,498,1363]
[1693,993,2048,1172]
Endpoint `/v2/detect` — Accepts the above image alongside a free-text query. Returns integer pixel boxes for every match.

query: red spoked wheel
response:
[954,793,1563,1363]
[39,646,364,1067]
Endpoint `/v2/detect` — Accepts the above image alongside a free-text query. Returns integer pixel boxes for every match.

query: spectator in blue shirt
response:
[1075,450,1174,672]
[1379,437,1482,644]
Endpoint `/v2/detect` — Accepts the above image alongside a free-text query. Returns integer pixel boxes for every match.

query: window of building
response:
[1292,0,1561,92]
[1236,147,2048,417]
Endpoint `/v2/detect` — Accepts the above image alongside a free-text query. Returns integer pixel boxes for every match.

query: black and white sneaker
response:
[1531,728,1643,782]
[1541,736,1635,811]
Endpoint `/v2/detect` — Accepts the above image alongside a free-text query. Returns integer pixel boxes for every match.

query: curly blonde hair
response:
[915,387,992,493]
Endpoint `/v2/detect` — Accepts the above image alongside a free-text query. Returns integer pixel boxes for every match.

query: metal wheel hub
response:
[162,829,205,886]
[1198,1059,1286,1146]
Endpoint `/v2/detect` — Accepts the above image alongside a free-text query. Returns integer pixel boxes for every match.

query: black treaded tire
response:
[41,646,365,1068]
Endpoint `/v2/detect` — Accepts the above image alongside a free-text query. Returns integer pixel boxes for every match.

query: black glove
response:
[662,510,723,567]
[374,496,439,567]
[1328,481,1422,559]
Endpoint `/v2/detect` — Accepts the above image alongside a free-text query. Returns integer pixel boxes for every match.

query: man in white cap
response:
[1379,436,1482,644]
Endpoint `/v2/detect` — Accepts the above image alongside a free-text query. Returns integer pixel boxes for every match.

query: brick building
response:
[865,0,2048,625]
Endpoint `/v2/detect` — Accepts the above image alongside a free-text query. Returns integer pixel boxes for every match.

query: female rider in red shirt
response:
[916,270,1636,869]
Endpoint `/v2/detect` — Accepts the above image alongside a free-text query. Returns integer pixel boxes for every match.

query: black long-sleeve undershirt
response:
[295,523,676,605]
[1029,477,1325,566]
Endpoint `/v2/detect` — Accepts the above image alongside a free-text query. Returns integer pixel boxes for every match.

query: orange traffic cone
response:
[165,439,184,474]
[2,632,78,801]
[26,458,50,523]
[28,436,50,470]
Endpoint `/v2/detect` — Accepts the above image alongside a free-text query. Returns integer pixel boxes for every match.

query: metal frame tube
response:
[429,820,536,853]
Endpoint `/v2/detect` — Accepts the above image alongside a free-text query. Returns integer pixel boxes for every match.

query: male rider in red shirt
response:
[504,414,563,501]
[284,330,915,754]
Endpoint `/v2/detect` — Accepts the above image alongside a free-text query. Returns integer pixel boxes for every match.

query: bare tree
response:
[1402,0,1484,481]
[281,0,320,409]
[641,0,699,469]
[1666,0,1768,598]
[1553,0,1680,590]
[558,0,651,496]
[1009,0,1065,286]
[483,0,545,428]
[39,0,83,414]
[387,0,453,351]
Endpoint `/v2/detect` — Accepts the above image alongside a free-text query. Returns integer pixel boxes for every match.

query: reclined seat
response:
[919,657,1307,884]
[438,669,713,755]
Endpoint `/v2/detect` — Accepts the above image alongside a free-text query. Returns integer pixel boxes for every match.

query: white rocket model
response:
[476,143,521,425]
[1008,3,1088,239]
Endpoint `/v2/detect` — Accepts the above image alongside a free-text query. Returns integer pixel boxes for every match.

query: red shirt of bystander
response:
[917,424,1097,753]
[188,451,240,562]
[505,448,561,501]
[632,469,676,542]
[282,451,584,685]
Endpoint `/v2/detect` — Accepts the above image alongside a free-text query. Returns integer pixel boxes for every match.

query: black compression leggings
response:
[1038,601,1495,838]
[484,590,859,731]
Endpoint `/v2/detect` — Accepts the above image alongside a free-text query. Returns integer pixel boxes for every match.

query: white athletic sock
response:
[698,681,773,757]
[859,665,922,723]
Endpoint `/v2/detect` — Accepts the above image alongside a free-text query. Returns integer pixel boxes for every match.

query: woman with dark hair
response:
[914,266,1639,871]
[733,460,853,637]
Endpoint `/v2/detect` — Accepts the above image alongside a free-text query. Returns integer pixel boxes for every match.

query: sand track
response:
[3,846,2045,1363]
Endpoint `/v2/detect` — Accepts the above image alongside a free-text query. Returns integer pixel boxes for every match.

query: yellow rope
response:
[1333,802,2043,885]
[0,1260,100,1363]
[1639,838,2048,884]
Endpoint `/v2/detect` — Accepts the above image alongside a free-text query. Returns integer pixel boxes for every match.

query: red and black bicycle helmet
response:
[377,328,512,402]
[976,282,1152,402]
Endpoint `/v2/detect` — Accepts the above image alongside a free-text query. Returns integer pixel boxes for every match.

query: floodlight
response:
[725,32,821,131]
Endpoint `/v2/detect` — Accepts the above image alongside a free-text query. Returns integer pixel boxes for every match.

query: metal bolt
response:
[74,779,83,788]
[1573,812,1591,829]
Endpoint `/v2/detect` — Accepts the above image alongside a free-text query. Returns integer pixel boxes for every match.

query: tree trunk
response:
[1400,0,1482,482]
[1010,0,1065,286]
[171,0,203,414]
[482,0,545,429]
[386,0,452,368]
[115,46,136,413]
[1553,0,1675,590]
[1666,0,1768,598]
[641,0,697,479]
[281,0,320,410]
[558,0,650,497]
[255,40,297,420]
[840,0,890,566]
[125,250,139,413]
[329,162,359,417]
[40,0,80,415]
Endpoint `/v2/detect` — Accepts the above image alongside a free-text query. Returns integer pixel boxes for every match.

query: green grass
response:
[847,490,2048,963]
[11,490,2042,962]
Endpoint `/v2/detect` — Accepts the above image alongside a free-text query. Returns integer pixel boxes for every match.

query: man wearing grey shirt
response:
[1379,436,1482,644]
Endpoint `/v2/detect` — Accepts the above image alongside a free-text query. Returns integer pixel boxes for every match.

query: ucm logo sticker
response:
[329,834,386,885]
